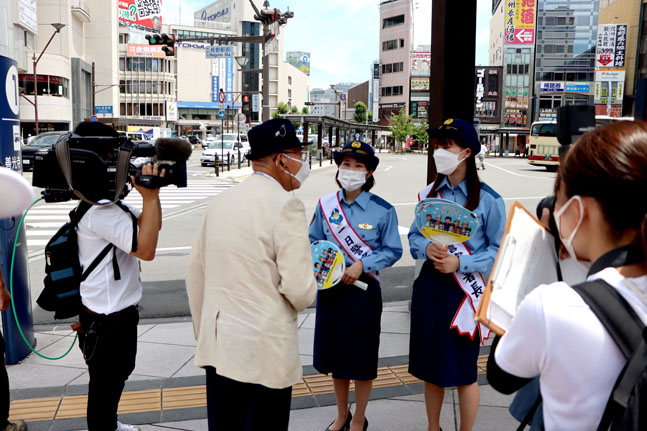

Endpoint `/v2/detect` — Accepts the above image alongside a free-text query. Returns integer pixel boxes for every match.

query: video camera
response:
[32,123,192,203]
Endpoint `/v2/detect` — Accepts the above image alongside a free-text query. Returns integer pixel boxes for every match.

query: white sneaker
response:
[116,422,140,431]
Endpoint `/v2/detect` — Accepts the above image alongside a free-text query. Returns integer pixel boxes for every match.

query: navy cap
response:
[333,140,379,171]
[427,118,480,155]
[247,119,309,160]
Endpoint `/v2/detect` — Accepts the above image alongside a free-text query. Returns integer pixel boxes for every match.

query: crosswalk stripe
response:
[24,181,237,249]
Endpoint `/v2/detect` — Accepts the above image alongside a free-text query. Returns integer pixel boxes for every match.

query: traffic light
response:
[304,102,315,106]
[243,95,249,103]
[145,33,177,56]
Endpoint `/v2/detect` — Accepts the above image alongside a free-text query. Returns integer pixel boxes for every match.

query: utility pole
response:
[91,62,95,115]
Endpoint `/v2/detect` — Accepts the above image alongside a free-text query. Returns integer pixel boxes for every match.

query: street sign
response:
[205,45,234,59]
[95,105,113,114]
[218,110,225,119]
[90,115,98,122]
[218,89,225,103]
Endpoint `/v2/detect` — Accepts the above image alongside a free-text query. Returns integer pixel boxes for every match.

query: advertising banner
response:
[411,78,430,91]
[127,44,165,57]
[503,108,527,126]
[211,76,219,103]
[595,70,626,82]
[411,52,431,77]
[118,0,162,31]
[194,0,232,24]
[165,101,177,122]
[505,0,536,45]
[565,83,590,93]
[595,24,628,68]
[225,57,233,104]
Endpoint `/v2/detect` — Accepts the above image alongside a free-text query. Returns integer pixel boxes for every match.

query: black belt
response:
[83,304,138,318]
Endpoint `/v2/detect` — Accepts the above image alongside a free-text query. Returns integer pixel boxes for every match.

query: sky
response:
[161,0,492,89]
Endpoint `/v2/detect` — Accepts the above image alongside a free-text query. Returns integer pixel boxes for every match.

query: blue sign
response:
[211,76,219,103]
[565,83,590,93]
[226,57,234,104]
[205,45,234,59]
[178,101,241,110]
[94,105,113,114]
[90,115,98,122]
[218,110,225,119]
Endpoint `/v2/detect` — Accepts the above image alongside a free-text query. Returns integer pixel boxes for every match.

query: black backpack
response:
[572,279,647,431]
[37,201,137,319]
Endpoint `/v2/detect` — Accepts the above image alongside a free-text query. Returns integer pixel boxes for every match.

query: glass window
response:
[139,81,146,93]
[524,75,529,86]
[145,58,152,72]
[383,14,405,28]
[146,81,152,94]
[127,103,133,115]
[152,59,159,72]
[139,58,146,70]
[120,80,125,94]
[120,103,126,115]
[119,58,125,71]
[512,64,518,74]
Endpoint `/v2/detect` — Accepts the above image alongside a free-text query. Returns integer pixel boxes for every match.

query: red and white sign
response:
[127,44,165,58]
[118,0,162,31]
[515,29,534,44]
[595,24,628,68]
[505,0,536,45]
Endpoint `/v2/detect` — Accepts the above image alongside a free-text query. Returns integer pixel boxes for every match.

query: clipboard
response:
[475,201,559,336]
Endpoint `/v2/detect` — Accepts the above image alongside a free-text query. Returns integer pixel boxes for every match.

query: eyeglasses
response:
[281,151,309,162]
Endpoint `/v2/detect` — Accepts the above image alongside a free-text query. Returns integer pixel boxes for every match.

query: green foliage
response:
[302,106,310,115]
[389,108,414,144]
[353,101,367,124]
[290,105,299,113]
[367,111,372,122]
[412,123,429,148]
[271,102,290,119]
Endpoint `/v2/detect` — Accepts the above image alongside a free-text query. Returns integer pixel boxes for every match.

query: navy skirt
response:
[408,260,480,387]
[313,273,382,380]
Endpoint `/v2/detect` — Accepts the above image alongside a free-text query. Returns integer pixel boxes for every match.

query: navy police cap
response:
[427,118,480,155]
[333,140,379,171]
[247,118,310,160]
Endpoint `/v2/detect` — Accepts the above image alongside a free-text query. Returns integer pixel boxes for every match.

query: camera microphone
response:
[155,138,192,162]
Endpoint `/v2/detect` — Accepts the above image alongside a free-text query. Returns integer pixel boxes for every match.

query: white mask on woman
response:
[433,148,468,175]
[337,168,367,191]
[553,195,584,261]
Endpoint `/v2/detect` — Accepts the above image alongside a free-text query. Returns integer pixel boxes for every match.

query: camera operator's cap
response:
[247,118,310,160]
[333,140,379,171]
[427,118,480,155]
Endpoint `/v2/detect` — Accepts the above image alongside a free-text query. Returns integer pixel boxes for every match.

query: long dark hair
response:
[557,120,647,262]
[427,136,481,211]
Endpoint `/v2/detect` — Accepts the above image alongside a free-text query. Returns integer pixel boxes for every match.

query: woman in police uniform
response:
[408,119,506,431]
[310,141,403,431]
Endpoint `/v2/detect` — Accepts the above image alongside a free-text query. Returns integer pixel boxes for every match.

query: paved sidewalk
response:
[5,302,520,430]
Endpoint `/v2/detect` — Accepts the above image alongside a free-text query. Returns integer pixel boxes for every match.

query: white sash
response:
[417,184,491,344]
[319,191,379,282]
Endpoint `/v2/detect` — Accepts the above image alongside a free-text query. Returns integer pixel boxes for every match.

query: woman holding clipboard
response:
[309,140,402,431]
[408,119,506,431]
[488,121,647,430]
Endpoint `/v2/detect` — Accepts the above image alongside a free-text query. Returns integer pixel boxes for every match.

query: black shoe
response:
[326,410,352,431]
[362,418,368,431]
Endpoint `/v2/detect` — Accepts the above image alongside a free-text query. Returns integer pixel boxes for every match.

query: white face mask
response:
[337,168,367,191]
[281,154,310,186]
[553,195,585,262]
[433,148,468,175]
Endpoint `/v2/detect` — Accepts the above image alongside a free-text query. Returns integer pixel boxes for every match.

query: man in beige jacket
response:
[186,118,317,430]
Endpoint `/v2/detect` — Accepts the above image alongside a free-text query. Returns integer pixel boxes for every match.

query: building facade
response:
[534,0,599,121]
[410,47,430,125]
[286,51,310,76]
[378,0,413,125]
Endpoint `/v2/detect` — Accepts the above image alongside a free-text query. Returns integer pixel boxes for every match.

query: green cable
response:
[9,197,78,360]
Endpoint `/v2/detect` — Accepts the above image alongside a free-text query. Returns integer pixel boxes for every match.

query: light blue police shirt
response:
[309,190,403,274]
[408,177,506,274]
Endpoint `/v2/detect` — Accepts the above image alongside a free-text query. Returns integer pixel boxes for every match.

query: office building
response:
[286,51,310,76]
[534,0,599,120]
[378,0,413,125]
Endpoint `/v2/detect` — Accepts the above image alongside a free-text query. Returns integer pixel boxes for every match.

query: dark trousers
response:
[205,367,292,431]
[0,333,9,428]
[78,306,139,431]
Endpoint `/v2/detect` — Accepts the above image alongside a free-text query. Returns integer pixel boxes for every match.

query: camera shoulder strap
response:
[113,145,132,202]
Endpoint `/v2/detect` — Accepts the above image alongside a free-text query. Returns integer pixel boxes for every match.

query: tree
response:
[271,102,290,119]
[290,105,299,113]
[353,101,367,124]
[389,108,414,148]
[367,110,372,122]
[302,106,310,115]
[412,123,429,150]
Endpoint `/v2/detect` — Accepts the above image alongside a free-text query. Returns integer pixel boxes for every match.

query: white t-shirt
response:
[76,201,142,315]
[479,145,487,156]
[495,267,647,430]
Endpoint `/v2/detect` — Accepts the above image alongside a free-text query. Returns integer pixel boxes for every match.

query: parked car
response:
[21,131,66,171]
[185,135,201,146]
[200,140,248,167]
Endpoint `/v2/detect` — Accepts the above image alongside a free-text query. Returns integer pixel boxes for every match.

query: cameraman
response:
[73,123,163,431]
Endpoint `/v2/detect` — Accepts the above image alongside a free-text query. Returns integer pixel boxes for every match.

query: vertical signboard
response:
[505,0,536,45]
[410,52,431,77]
[225,56,233,105]
[0,55,35,364]
[595,24,628,68]
[165,100,177,121]
[17,0,38,33]
[211,76,219,103]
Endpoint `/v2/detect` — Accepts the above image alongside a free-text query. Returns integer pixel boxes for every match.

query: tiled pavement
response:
[5,302,520,430]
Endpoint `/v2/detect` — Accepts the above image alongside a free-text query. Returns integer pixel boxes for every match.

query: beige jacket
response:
[186,173,317,389]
